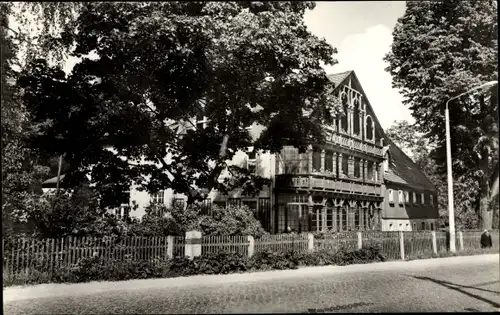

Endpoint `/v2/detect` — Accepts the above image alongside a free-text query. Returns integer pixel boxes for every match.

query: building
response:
[42,70,438,232]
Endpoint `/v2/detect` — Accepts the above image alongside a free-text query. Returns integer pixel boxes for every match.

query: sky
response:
[304,1,413,129]
[10,1,413,130]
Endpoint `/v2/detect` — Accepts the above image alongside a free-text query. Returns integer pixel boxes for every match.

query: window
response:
[398,190,404,205]
[412,222,417,231]
[406,223,410,231]
[336,208,342,231]
[151,191,165,204]
[354,207,360,230]
[389,223,393,231]
[228,198,241,208]
[405,191,410,204]
[247,147,257,174]
[353,100,360,135]
[383,153,389,173]
[367,161,374,181]
[242,200,257,212]
[325,151,334,173]
[201,199,212,215]
[421,193,425,205]
[312,148,322,172]
[258,198,271,232]
[421,222,425,230]
[342,154,348,176]
[354,158,361,178]
[278,204,286,233]
[341,100,348,133]
[326,204,333,229]
[281,147,308,174]
[291,194,308,203]
[399,223,403,230]
[366,116,373,140]
[413,192,417,204]
[430,194,434,206]
[341,207,348,231]
[430,223,434,231]
[388,189,394,203]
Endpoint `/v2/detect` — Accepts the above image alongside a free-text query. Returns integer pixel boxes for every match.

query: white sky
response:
[304,1,414,129]
[10,1,413,130]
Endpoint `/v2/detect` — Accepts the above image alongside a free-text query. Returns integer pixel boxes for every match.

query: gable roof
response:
[327,70,436,192]
[327,71,353,88]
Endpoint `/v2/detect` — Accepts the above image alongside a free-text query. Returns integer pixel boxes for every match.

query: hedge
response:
[4,246,385,286]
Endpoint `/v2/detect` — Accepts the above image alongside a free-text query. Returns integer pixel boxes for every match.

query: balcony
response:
[323,127,383,156]
[275,173,382,196]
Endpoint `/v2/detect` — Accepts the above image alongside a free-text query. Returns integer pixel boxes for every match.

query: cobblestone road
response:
[4,254,500,314]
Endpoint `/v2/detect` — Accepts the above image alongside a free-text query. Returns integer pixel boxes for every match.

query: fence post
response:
[247,236,255,257]
[166,236,174,259]
[307,233,314,253]
[431,231,437,255]
[458,231,464,251]
[399,231,405,260]
[185,231,202,260]
[357,232,362,250]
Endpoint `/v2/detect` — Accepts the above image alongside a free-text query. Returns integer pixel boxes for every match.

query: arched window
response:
[353,100,360,135]
[366,116,373,140]
[341,94,348,132]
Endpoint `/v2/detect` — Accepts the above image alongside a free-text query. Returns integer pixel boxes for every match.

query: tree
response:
[385,1,498,230]
[18,2,341,208]
[386,120,482,230]
[1,2,50,238]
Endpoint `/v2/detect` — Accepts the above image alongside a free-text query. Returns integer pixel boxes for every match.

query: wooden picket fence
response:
[202,235,249,256]
[254,233,309,253]
[3,230,498,285]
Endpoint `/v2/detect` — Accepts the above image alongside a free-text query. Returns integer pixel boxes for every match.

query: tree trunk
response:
[479,154,493,230]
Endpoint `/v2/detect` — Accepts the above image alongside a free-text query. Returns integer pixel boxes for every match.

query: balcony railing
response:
[275,174,382,196]
[324,127,382,156]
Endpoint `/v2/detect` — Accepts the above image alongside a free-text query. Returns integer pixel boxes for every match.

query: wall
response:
[381,218,439,231]
[127,148,276,219]
[382,182,438,221]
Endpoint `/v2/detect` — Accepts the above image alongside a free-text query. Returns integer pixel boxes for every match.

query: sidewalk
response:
[4,254,498,303]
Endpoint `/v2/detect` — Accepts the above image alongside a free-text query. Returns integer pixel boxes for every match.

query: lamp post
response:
[445,80,498,253]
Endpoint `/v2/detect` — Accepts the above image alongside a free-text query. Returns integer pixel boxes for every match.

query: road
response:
[4,254,500,314]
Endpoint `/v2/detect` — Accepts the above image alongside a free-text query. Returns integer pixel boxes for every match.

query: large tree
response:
[385,1,498,230]
[18,2,341,208]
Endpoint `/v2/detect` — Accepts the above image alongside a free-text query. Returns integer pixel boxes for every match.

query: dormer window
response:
[388,189,394,204]
[398,190,404,205]
[383,153,390,173]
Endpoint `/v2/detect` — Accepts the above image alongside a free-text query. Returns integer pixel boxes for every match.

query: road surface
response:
[4,254,500,314]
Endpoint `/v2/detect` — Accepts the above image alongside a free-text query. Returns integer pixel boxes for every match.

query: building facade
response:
[42,71,438,232]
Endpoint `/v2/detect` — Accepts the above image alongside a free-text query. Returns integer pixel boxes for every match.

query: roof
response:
[327,71,353,88]
[384,137,436,191]
[326,70,436,192]
[42,174,66,185]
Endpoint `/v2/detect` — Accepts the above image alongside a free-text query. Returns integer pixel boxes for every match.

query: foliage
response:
[4,246,386,286]
[385,1,498,230]
[17,2,341,208]
[128,203,268,237]
[26,185,127,239]
[197,204,268,237]
[1,3,51,239]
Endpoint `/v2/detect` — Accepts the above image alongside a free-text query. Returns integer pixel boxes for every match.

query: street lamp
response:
[445,80,498,253]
